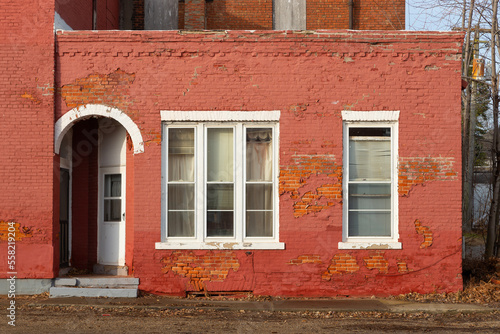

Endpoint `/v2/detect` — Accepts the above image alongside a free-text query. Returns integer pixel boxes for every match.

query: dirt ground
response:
[2,235,499,333]
[0,300,498,333]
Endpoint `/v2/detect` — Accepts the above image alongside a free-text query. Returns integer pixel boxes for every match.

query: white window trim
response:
[157,111,284,250]
[339,111,401,250]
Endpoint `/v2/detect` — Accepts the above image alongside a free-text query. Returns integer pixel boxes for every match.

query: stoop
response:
[50,277,139,298]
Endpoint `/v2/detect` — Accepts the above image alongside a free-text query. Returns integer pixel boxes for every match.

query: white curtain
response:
[168,128,195,237]
[349,139,390,181]
[246,129,273,237]
[207,128,233,182]
[206,128,234,236]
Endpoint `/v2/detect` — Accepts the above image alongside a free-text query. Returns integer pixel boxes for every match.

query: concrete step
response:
[50,277,139,298]
[49,287,138,298]
[54,277,139,288]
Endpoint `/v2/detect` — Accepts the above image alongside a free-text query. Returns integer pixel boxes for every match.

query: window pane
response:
[246,184,273,210]
[348,211,391,237]
[104,199,121,221]
[168,211,195,237]
[168,128,195,182]
[246,211,273,237]
[207,211,234,237]
[348,184,391,210]
[168,184,194,210]
[349,137,391,180]
[207,184,234,210]
[246,128,272,181]
[105,174,121,197]
[207,128,233,182]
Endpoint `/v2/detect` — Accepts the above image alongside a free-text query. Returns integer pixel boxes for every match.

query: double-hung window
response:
[339,111,401,249]
[157,111,283,250]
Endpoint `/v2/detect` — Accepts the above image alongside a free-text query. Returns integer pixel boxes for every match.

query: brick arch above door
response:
[54,104,145,155]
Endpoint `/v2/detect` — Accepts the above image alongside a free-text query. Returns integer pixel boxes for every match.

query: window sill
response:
[338,241,402,250]
[155,241,285,250]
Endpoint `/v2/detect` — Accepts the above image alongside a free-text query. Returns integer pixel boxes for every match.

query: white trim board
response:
[161,110,281,122]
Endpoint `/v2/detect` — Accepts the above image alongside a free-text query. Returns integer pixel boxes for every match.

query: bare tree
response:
[409,1,500,258]
[485,0,499,258]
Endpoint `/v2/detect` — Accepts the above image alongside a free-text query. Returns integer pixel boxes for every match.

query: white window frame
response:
[156,111,284,250]
[339,111,401,250]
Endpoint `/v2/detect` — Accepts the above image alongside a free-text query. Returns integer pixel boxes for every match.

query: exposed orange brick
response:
[61,69,135,113]
[0,221,33,241]
[161,251,240,291]
[398,157,457,196]
[363,252,389,274]
[322,253,360,280]
[280,155,342,217]
[414,219,433,248]
[396,259,411,274]
[288,254,323,265]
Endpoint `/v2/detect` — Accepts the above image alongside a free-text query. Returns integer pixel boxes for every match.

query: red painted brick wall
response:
[55,30,463,296]
[0,0,56,278]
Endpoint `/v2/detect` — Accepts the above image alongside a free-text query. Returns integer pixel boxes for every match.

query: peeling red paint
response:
[322,253,360,280]
[0,221,33,241]
[288,254,322,265]
[414,219,433,248]
[280,155,342,217]
[161,251,240,291]
[363,252,389,274]
[399,157,457,196]
[61,69,135,112]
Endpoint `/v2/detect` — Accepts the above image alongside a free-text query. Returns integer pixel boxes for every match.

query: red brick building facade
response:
[1,1,464,297]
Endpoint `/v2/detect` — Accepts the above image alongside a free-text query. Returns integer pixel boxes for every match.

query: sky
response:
[406,1,463,31]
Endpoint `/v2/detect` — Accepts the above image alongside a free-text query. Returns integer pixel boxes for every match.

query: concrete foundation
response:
[0,279,52,295]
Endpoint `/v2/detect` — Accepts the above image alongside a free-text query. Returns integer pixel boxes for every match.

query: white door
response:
[98,167,126,265]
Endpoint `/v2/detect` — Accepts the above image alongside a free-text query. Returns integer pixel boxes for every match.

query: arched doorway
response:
[55,105,144,275]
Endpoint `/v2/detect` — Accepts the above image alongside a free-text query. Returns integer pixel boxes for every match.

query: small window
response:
[340,111,401,249]
[158,111,283,250]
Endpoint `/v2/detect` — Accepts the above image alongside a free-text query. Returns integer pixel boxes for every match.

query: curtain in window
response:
[168,129,195,237]
[207,128,234,237]
[246,128,273,237]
